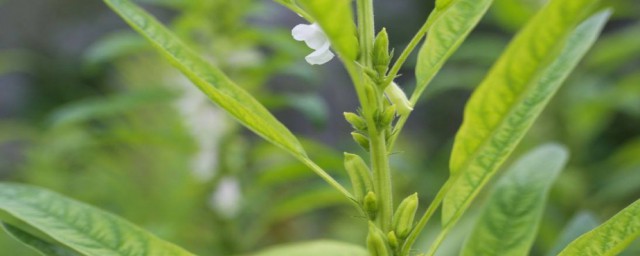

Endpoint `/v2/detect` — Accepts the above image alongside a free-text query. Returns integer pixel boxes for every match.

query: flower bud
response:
[387,231,399,250]
[351,132,370,151]
[392,193,419,239]
[380,105,397,127]
[373,28,391,75]
[344,153,374,196]
[367,222,390,256]
[344,112,367,131]
[384,82,413,116]
[364,191,378,220]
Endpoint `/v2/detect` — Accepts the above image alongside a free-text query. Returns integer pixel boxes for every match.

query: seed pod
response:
[364,191,378,220]
[344,153,374,194]
[373,28,391,76]
[344,112,367,131]
[392,193,419,239]
[384,82,413,116]
[351,132,370,151]
[367,222,390,256]
[387,231,399,250]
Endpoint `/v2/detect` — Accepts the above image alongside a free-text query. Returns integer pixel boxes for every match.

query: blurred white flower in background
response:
[292,23,335,65]
[209,177,242,218]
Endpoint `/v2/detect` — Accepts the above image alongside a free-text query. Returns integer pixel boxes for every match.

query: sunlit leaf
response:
[558,199,640,256]
[297,0,359,61]
[103,0,307,159]
[442,3,610,224]
[250,240,368,256]
[0,183,194,256]
[413,0,493,103]
[461,144,569,256]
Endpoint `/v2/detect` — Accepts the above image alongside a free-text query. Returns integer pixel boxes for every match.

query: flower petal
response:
[305,42,335,65]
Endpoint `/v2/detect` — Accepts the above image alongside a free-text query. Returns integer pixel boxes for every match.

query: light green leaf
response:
[0,183,194,256]
[558,199,640,256]
[103,0,307,159]
[461,144,569,256]
[3,223,80,256]
[442,2,610,224]
[413,0,493,103]
[249,240,368,256]
[297,0,358,61]
[547,212,600,256]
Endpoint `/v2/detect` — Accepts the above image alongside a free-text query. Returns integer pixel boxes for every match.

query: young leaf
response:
[442,2,610,224]
[413,0,493,102]
[0,183,194,255]
[297,0,359,61]
[558,199,640,256]
[103,0,307,159]
[250,240,368,256]
[460,144,569,256]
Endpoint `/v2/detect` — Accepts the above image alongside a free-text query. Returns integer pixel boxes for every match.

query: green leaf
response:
[413,0,493,102]
[249,240,368,256]
[2,223,80,256]
[460,144,569,256]
[0,183,194,256]
[558,199,640,256]
[442,2,610,224]
[547,212,600,256]
[103,0,307,159]
[297,0,359,61]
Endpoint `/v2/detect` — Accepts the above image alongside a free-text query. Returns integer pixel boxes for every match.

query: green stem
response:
[299,157,355,200]
[369,128,393,231]
[357,0,375,67]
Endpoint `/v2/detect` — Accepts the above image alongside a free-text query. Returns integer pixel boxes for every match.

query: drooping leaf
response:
[461,144,569,256]
[249,240,368,256]
[103,0,307,159]
[297,0,358,61]
[0,183,194,255]
[546,212,600,256]
[558,199,640,256]
[413,0,493,103]
[2,223,81,256]
[442,2,610,224]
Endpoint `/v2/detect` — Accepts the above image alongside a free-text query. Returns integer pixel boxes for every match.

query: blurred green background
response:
[0,0,638,255]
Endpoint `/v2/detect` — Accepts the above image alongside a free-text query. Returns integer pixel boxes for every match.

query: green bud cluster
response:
[364,191,378,220]
[344,112,371,151]
[365,28,394,86]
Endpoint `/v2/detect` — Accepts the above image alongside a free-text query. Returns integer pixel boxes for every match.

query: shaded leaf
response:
[2,223,81,256]
[443,3,609,223]
[558,199,640,256]
[0,183,194,256]
[461,144,569,256]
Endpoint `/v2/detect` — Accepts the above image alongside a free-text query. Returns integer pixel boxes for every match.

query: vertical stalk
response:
[369,127,393,231]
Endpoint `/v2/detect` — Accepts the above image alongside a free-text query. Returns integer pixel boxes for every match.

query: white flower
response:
[209,177,242,218]
[292,23,335,65]
[385,82,413,116]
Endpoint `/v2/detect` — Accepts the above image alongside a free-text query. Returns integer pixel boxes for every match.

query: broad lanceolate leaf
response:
[297,0,358,61]
[442,1,609,224]
[461,144,569,256]
[413,0,493,102]
[250,240,368,256]
[103,0,307,159]
[0,183,194,256]
[558,199,640,256]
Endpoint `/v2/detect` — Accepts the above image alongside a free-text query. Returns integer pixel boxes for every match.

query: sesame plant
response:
[0,0,638,255]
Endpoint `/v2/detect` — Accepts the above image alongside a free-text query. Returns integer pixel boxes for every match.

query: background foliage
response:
[0,0,638,255]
